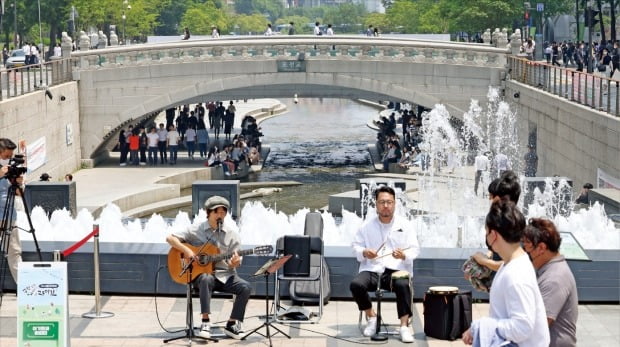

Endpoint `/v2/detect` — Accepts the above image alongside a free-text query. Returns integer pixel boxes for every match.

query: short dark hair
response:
[0,138,17,151]
[374,185,395,200]
[523,218,561,252]
[485,199,526,243]
[583,183,593,189]
[488,170,521,203]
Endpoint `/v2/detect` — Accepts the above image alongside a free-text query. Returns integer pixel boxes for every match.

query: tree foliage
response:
[0,0,600,47]
[181,1,231,35]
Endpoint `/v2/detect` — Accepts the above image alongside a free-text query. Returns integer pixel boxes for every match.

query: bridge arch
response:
[73,36,507,161]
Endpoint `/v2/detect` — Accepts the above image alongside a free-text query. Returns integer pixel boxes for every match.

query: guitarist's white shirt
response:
[173,222,242,283]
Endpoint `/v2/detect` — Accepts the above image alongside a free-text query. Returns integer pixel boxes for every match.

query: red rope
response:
[61,226,99,258]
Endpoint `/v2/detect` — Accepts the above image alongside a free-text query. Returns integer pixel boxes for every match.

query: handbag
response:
[597,64,608,72]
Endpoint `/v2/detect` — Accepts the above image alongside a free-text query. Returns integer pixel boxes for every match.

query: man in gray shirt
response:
[166,196,251,339]
[523,218,578,347]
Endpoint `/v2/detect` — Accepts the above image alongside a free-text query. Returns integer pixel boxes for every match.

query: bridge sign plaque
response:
[277,60,306,72]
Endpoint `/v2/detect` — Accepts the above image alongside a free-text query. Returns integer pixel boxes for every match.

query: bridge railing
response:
[0,58,73,101]
[70,36,508,70]
[508,56,620,117]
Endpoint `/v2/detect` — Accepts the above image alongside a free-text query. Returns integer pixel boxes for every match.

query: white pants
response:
[6,225,22,282]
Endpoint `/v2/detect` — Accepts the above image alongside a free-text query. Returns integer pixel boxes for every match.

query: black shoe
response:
[224,321,242,339]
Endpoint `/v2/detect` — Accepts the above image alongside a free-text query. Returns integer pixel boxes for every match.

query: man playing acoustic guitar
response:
[166,196,251,339]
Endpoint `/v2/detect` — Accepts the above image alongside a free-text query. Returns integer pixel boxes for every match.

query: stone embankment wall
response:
[0,83,81,182]
[507,80,620,188]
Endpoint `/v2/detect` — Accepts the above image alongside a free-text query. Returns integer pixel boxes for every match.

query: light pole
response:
[13,0,17,48]
[122,0,130,45]
[37,0,42,61]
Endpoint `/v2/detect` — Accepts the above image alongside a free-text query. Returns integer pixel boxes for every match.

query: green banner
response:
[23,321,59,340]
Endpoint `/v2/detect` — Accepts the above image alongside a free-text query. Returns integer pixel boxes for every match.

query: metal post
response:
[82,224,114,319]
[571,71,575,100]
[37,0,42,63]
[13,0,17,47]
[53,250,61,261]
[616,81,619,116]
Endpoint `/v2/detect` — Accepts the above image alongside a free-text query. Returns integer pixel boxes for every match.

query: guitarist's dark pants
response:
[194,273,251,322]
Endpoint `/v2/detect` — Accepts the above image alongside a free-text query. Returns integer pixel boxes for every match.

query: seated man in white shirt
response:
[350,186,420,343]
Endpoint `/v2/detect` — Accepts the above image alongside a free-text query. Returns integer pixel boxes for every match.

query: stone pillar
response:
[192,180,240,220]
[78,31,90,51]
[497,28,509,48]
[492,28,499,46]
[109,31,119,46]
[97,31,107,49]
[482,29,491,45]
[89,32,98,49]
[25,181,77,217]
[510,29,523,55]
[61,32,73,57]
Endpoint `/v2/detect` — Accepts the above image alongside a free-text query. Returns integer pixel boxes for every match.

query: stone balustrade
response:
[70,36,509,71]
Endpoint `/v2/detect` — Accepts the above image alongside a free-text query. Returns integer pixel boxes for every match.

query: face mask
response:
[486,237,493,251]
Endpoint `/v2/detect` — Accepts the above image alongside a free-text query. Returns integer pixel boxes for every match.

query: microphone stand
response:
[370,271,388,341]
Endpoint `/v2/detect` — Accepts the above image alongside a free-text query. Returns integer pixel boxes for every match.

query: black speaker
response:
[283,235,311,276]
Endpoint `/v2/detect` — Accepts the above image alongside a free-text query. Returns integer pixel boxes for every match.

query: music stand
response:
[164,261,218,344]
[241,255,292,347]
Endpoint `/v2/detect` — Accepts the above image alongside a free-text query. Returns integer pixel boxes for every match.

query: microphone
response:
[217,218,222,231]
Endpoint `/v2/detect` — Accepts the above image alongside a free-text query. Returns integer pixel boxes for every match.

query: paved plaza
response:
[0,99,617,346]
[0,292,618,346]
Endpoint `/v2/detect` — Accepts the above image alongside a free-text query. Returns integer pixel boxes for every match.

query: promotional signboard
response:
[17,262,69,347]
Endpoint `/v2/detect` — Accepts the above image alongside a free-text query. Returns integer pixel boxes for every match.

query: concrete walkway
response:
[74,99,286,215]
[0,293,617,346]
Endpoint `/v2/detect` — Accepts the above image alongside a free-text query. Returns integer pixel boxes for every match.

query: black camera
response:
[4,155,27,179]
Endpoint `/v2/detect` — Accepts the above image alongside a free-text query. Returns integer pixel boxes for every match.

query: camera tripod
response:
[0,178,42,306]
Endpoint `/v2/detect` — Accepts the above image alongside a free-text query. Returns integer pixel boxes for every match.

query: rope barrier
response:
[61,227,99,258]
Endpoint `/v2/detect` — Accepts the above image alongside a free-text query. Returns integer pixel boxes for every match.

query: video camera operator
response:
[0,138,24,282]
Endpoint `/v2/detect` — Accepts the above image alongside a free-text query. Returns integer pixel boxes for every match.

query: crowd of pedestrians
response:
[540,39,620,77]
[116,101,263,175]
[374,104,431,172]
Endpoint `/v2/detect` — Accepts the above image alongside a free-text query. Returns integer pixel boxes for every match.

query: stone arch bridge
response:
[71,36,508,162]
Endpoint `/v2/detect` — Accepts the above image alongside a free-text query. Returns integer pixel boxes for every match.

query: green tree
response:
[181,1,230,35]
[385,0,420,33]
[275,15,312,34]
[21,0,71,55]
[234,13,269,35]
[155,0,192,35]
[364,13,391,33]
[450,0,520,35]
[71,0,161,43]
[323,3,366,27]
[234,0,283,21]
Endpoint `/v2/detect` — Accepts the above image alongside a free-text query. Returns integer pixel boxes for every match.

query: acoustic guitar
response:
[167,243,273,285]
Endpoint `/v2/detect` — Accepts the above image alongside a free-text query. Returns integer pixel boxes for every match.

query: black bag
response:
[423,290,472,340]
[598,64,607,72]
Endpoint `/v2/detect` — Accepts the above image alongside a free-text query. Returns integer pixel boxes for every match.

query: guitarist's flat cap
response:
[204,195,230,211]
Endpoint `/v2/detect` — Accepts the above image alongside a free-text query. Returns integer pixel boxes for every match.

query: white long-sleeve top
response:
[352,214,420,274]
[488,253,550,346]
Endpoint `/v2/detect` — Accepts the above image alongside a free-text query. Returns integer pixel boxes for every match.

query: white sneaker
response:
[363,316,377,337]
[400,326,414,343]
[198,322,211,339]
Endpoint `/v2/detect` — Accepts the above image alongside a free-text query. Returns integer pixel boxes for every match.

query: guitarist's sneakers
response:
[224,321,242,339]
[198,322,211,339]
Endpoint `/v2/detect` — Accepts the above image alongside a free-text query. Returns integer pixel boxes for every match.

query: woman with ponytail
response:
[463,199,549,346]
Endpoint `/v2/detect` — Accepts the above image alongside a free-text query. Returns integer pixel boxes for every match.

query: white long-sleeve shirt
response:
[474,154,489,171]
[352,214,420,274]
[488,254,550,346]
